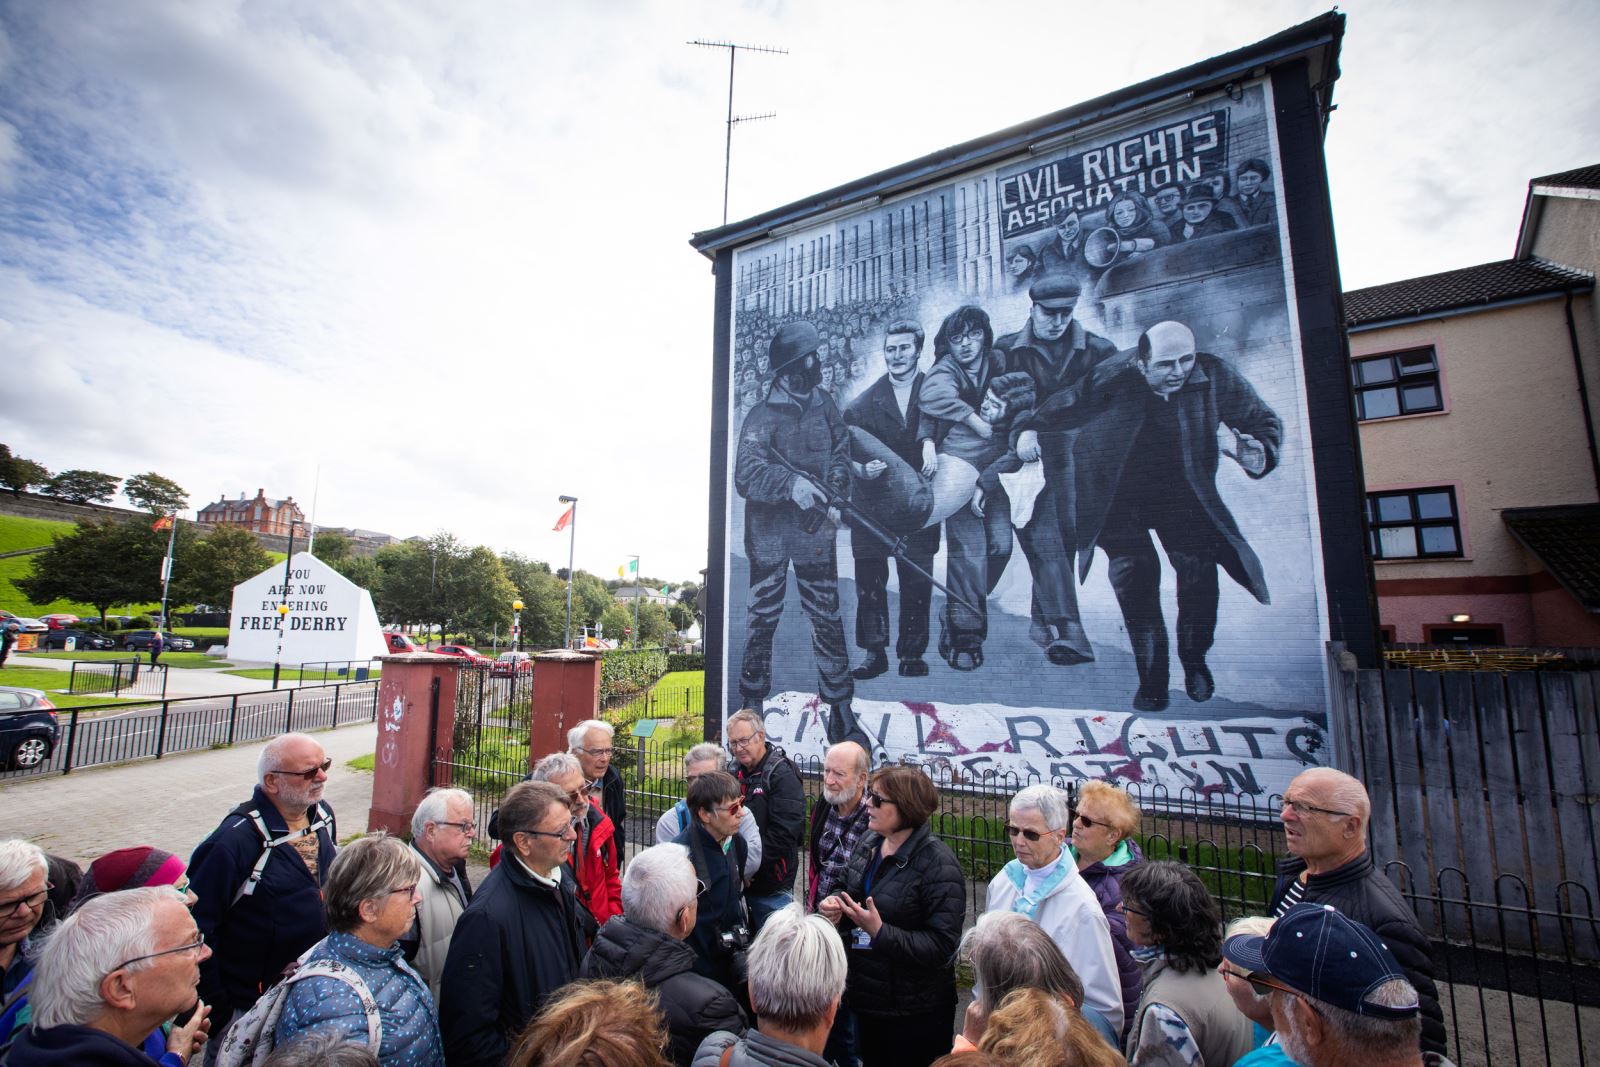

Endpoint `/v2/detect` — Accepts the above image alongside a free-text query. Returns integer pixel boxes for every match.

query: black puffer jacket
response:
[582,916,747,1066]
[1270,853,1446,1055]
[835,823,965,1017]
[733,745,806,895]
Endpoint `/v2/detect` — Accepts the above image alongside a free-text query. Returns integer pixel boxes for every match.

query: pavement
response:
[6,653,360,698]
[0,721,379,866]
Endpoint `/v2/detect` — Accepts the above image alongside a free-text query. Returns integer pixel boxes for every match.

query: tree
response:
[43,469,121,504]
[123,472,189,514]
[668,600,695,632]
[500,552,567,651]
[370,534,516,642]
[570,571,612,628]
[0,445,50,496]
[599,601,631,644]
[636,600,671,645]
[18,518,195,621]
[312,531,353,562]
[331,554,383,597]
[175,525,271,607]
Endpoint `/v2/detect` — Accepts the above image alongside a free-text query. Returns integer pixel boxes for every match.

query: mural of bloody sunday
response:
[722,81,1327,798]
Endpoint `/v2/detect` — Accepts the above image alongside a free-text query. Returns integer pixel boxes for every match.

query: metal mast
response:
[689,40,786,224]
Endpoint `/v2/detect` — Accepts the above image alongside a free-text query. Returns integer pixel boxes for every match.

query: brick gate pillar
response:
[368,654,462,834]
[528,649,603,766]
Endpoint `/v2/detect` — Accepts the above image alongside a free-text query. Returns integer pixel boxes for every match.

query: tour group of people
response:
[0,710,1455,1067]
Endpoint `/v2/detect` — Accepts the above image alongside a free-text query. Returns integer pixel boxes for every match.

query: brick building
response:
[196,488,306,537]
[1348,164,1600,647]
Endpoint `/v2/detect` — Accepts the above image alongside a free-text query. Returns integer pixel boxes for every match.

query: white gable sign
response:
[227,552,388,663]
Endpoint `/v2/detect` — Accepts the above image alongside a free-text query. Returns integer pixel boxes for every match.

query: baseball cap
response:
[1222,902,1420,1019]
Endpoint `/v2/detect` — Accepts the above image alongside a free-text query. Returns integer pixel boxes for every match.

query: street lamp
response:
[512,598,524,653]
[271,518,304,690]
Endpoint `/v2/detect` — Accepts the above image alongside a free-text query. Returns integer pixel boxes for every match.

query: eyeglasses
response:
[714,799,744,815]
[580,747,614,758]
[694,878,708,897]
[113,932,206,971]
[866,791,893,808]
[0,883,52,917]
[563,786,592,806]
[950,329,986,344]
[727,734,759,751]
[271,758,332,781]
[435,821,477,835]
[517,819,578,841]
[1004,824,1047,842]
[1074,812,1104,829]
[1243,973,1323,1014]
[1281,798,1351,819]
[387,883,418,898]
[1116,901,1149,918]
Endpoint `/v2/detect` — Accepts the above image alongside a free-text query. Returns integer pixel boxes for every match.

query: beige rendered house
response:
[1346,164,1600,647]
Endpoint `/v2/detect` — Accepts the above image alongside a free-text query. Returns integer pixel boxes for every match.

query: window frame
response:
[1366,485,1464,561]
[1352,346,1444,421]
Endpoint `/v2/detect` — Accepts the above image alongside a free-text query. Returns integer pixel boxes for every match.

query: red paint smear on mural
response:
[1099,738,1126,756]
[904,701,974,755]
[1108,760,1145,782]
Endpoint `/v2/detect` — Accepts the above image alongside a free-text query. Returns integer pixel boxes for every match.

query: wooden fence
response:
[1328,645,1600,958]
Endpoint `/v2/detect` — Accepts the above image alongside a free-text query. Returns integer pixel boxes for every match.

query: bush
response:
[129,614,156,629]
[667,652,704,672]
[600,647,668,702]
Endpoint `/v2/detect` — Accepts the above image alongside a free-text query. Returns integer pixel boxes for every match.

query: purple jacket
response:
[1073,838,1144,1037]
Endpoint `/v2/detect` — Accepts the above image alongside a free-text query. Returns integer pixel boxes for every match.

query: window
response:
[1366,487,1462,560]
[1353,347,1442,420]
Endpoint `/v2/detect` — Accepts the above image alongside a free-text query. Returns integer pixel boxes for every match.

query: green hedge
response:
[667,652,704,671]
[599,647,668,702]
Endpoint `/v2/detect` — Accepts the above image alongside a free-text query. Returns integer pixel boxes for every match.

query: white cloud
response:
[1,0,1596,579]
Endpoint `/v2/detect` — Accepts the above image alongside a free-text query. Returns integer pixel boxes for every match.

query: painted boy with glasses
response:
[187,733,337,1042]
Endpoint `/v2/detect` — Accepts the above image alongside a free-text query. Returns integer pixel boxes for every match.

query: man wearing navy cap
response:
[1223,902,1455,1067]
[734,321,863,749]
[998,276,1119,667]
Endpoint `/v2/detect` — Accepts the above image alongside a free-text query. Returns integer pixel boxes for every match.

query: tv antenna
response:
[690,39,787,224]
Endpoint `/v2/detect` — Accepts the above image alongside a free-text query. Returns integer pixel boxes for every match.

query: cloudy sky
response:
[1,0,1595,581]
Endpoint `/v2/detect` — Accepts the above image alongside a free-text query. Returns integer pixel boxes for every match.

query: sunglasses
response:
[271,758,332,781]
[866,791,893,808]
[715,799,744,815]
[1004,824,1050,842]
[1073,812,1105,829]
[1243,973,1323,1014]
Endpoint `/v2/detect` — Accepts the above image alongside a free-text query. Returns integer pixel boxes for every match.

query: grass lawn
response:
[605,670,704,730]
[173,627,229,639]
[23,650,230,669]
[0,667,144,709]
[346,753,375,771]
[224,666,380,681]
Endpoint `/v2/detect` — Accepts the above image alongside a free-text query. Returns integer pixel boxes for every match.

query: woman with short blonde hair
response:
[1069,780,1145,1038]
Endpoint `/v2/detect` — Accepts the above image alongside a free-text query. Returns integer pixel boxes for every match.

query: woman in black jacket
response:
[817,766,965,1067]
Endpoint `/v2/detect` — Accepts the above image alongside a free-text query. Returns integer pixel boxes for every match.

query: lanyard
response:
[863,849,889,898]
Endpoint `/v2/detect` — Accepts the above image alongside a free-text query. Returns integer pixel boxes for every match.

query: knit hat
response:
[69,846,187,912]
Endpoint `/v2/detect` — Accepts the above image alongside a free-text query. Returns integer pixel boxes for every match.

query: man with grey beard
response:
[804,741,871,1067]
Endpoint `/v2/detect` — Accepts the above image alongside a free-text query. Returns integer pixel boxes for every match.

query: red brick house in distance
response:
[197,488,306,536]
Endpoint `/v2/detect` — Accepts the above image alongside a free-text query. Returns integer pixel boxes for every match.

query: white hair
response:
[745,903,847,1031]
[31,886,168,1028]
[567,719,615,752]
[1010,784,1072,831]
[411,787,472,839]
[0,838,47,892]
[620,844,696,934]
[683,742,722,772]
[257,732,317,785]
[1300,977,1421,1056]
[531,752,583,782]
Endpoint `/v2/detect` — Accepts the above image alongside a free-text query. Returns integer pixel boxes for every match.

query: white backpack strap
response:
[232,805,335,905]
[287,959,382,1051]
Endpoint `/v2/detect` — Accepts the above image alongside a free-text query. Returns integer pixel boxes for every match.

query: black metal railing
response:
[67,658,170,698]
[291,659,384,684]
[0,679,381,781]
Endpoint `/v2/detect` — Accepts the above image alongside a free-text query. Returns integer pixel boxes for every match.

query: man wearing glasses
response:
[401,786,476,999]
[724,709,805,933]
[532,752,622,936]
[569,719,627,856]
[441,780,586,1067]
[1270,768,1445,1055]
[673,770,750,998]
[187,732,336,1050]
[0,839,51,1019]
[4,885,211,1066]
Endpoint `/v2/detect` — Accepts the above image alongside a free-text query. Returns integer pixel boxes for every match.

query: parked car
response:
[431,644,490,664]
[0,687,59,770]
[41,629,117,651]
[491,651,533,676]
[39,614,80,629]
[382,631,418,654]
[10,618,47,634]
[120,630,196,652]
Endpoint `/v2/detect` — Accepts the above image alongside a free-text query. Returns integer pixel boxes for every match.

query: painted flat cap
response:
[1028,276,1082,308]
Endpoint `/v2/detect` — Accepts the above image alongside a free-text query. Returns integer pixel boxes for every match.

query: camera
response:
[716,924,751,955]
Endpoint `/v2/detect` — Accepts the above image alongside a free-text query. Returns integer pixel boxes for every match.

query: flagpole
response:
[631,555,641,648]
[560,495,578,649]
[157,513,177,631]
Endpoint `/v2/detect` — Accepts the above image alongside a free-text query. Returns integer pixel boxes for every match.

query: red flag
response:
[151,515,174,532]
[552,505,574,532]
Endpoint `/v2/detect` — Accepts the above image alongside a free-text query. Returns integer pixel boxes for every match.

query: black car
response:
[0,687,59,770]
[41,628,117,651]
[120,630,196,652]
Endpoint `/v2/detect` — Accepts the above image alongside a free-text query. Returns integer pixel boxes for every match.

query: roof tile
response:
[1345,258,1591,327]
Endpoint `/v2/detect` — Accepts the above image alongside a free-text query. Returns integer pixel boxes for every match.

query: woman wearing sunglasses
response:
[1117,861,1252,1067]
[1069,779,1146,1037]
[983,785,1123,1044]
[816,766,965,1067]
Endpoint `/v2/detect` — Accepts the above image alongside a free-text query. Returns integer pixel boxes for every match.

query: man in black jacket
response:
[674,771,750,997]
[582,843,746,1065]
[570,718,626,855]
[440,780,587,1067]
[186,732,337,1040]
[1270,767,1447,1055]
[726,710,805,930]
